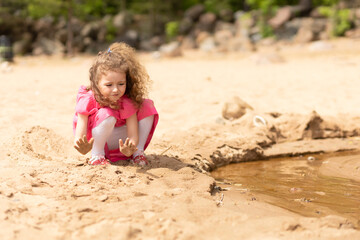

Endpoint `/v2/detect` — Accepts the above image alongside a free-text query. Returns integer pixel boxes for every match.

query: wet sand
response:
[0,38,360,239]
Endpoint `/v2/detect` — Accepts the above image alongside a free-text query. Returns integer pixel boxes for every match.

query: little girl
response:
[73,42,158,166]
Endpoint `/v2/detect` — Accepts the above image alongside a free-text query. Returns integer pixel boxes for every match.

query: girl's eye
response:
[119,83,125,86]
[106,84,112,87]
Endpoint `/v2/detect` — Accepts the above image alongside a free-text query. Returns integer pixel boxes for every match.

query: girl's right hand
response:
[74,135,94,155]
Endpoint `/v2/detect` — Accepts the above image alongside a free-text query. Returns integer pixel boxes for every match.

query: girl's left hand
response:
[119,138,138,157]
[74,135,94,155]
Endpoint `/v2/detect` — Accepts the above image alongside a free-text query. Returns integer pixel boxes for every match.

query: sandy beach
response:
[0,38,360,239]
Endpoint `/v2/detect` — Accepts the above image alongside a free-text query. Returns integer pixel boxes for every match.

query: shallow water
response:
[211,152,360,226]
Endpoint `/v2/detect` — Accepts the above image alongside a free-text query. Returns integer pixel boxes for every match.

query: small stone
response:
[289,187,303,193]
[215,117,225,125]
[99,195,108,202]
[222,96,253,120]
[307,156,316,161]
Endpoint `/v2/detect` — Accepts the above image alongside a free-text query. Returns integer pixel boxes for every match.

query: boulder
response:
[198,13,217,32]
[214,29,234,52]
[179,17,194,35]
[113,11,132,35]
[13,33,32,55]
[198,36,216,52]
[184,4,205,21]
[116,30,140,49]
[180,36,196,50]
[159,41,182,57]
[81,21,102,40]
[218,9,234,22]
[269,6,293,29]
[32,37,65,55]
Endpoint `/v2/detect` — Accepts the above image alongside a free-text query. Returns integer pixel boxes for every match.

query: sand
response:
[0,38,360,239]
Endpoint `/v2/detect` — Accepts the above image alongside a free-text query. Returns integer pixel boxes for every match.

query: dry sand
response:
[0,38,360,239]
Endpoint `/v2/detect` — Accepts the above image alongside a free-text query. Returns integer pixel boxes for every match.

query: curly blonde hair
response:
[88,42,151,109]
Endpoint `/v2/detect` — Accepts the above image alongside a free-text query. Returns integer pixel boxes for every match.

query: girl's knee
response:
[96,116,116,129]
[103,116,116,125]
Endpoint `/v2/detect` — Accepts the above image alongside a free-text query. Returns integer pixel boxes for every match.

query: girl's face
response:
[98,71,127,103]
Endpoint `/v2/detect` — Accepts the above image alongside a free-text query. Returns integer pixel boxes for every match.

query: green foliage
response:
[165,21,179,41]
[318,6,333,17]
[105,18,117,42]
[246,0,277,38]
[333,9,352,36]
[259,21,274,38]
[204,0,231,14]
[319,6,352,36]
[128,1,153,14]
[181,0,202,10]
[313,0,339,7]
[26,0,63,19]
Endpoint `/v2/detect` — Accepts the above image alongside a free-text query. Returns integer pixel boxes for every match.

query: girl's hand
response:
[119,138,138,157]
[74,135,94,155]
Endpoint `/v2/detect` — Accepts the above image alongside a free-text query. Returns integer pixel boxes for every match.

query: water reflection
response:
[211,153,360,226]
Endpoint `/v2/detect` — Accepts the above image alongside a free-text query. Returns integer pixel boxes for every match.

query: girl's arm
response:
[126,113,139,146]
[74,114,88,141]
[119,113,139,157]
[74,114,93,155]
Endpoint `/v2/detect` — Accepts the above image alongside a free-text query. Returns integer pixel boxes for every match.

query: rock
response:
[293,18,328,43]
[232,34,255,52]
[34,16,55,37]
[180,36,196,50]
[294,27,314,43]
[269,6,293,29]
[252,52,286,65]
[198,36,216,52]
[179,17,194,35]
[195,31,211,46]
[139,39,156,51]
[345,28,360,38]
[276,18,302,40]
[215,21,236,34]
[150,36,164,48]
[81,21,102,40]
[310,7,324,18]
[198,13,217,32]
[355,8,360,19]
[54,29,67,45]
[13,33,32,55]
[222,96,254,120]
[32,37,65,55]
[113,11,132,35]
[308,41,333,51]
[99,195,108,202]
[159,41,182,57]
[214,29,234,52]
[116,30,140,49]
[184,4,205,21]
[218,9,234,22]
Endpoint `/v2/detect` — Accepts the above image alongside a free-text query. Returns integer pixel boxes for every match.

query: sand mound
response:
[160,111,360,172]
[5,126,74,163]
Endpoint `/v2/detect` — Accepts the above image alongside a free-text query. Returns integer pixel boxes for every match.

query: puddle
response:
[211,152,360,226]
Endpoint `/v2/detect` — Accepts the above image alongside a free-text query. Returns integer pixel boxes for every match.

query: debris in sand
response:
[99,195,108,202]
[253,115,267,127]
[307,156,316,161]
[222,96,253,120]
[216,193,224,206]
[160,146,172,155]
